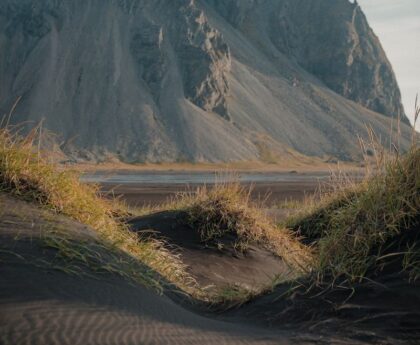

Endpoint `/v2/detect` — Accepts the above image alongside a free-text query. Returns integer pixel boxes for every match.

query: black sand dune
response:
[0,194,344,345]
[228,272,420,344]
[129,211,290,290]
[1,194,419,344]
[0,195,293,345]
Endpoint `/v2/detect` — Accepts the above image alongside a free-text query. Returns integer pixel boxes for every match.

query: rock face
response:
[0,0,412,162]
[176,2,231,119]
[207,0,405,122]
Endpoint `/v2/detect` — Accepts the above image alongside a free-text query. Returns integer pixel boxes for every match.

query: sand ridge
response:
[1,194,418,344]
[129,210,291,291]
[0,194,293,344]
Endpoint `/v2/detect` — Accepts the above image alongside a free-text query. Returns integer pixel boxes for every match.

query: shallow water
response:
[80,171,330,185]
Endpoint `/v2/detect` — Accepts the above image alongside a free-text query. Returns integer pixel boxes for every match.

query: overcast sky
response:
[357,0,420,129]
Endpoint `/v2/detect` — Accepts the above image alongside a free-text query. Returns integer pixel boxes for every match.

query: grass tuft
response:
[166,179,313,273]
[0,126,194,292]
[288,147,419,284]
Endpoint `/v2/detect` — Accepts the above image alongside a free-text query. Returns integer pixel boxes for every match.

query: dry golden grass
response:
[284,97,420,287]
[3,104,417,302]
[0,125,315,303]
[287,142,419,284]
[0,126,195,292]
[165,178,313,273]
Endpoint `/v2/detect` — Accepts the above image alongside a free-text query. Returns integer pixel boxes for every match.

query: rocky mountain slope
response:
[0,0,412,162]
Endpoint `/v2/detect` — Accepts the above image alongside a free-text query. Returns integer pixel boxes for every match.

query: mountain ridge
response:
[0,0,412,162]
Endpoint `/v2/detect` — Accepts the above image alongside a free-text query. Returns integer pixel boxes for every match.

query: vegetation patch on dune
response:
[166,181,313,273]
[3,119,417,306]
[288,147,420,285]
[0,127,194,292]
[0,125,315,303]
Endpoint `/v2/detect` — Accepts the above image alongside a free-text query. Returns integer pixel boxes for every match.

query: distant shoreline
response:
[69,160,363,174]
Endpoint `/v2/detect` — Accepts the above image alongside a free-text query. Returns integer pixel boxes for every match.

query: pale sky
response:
[357,0,420,129]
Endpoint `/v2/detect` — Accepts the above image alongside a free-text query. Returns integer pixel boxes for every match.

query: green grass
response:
[0,127,195,293]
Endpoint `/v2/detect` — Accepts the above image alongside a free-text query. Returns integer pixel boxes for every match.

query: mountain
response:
[0,0,412,162]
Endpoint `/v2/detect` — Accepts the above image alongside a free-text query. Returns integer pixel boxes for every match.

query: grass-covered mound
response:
[0,125,316,304]
[236,147,420,342]
[0,127,194,292]
[167,181,313,273]
[288,147,420,285]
